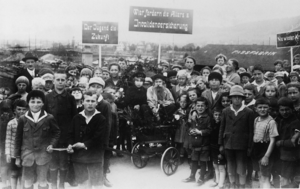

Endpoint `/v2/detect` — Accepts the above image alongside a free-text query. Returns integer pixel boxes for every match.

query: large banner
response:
[129,6,193,34]
[277,30,300,48]
[82,21,118,44]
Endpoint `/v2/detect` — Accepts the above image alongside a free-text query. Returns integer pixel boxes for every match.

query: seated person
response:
[147,74,177,121]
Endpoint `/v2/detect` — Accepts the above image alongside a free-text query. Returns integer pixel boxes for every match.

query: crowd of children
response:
[0,52,300,189]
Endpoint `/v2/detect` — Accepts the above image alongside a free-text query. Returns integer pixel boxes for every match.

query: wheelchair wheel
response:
[160,147,179,176]
[131,142,148,168]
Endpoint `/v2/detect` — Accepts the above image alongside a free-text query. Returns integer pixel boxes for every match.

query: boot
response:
[38,185,49,189]
[104,176,112,187]
[49,170,58,189]
[182,174,195,183]
[58,170,67,189]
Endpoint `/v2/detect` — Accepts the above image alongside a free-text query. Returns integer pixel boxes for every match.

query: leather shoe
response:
[104,177,112,187]
[197,179,205,186]
[182,176,195,183]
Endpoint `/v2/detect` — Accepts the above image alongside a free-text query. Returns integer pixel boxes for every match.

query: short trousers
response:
[0,154,9,168]
[23,162,49,182]
[191,149,210,162]
[280,160,298,179]
[252,157,274,177]
[10,158,22,177]
[73,162,103,186]
[211,147,226,165]
[225,149,247,176]
[49,150,69,170]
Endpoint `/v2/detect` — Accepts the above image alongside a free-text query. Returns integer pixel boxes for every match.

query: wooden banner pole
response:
[99,45,102,67]
[291,47,293,71]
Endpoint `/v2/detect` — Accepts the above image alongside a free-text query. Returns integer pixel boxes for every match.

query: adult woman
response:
[224,59,240,86]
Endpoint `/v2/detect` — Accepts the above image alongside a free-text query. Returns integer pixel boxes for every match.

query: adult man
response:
[13,52,39,93]
[44,70,77,189]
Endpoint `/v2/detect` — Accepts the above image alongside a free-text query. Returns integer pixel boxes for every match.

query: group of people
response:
[0,52,300,189]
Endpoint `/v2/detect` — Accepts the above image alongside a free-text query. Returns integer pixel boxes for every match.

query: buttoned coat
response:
[202,89,222,111]
[44,90,77,146]
[14,110,60,166]
[218,106,255,150]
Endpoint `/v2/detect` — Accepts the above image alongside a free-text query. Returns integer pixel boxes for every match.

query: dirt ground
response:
[0,154,260,189]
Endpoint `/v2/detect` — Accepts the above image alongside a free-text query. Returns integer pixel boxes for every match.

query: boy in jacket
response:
[182,97,212,186]
[67,91,106,189]
[219,85,255,188]
[275,97,300,187]
[14,90,60,189]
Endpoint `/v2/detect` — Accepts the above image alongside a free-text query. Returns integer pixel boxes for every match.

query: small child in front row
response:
[5,99,28,189]
[173,93,188,164]
[182,97,211,186]
[210,107,226,189]
[251,98,278,188]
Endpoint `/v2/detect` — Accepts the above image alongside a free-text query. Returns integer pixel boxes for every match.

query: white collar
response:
[27,68,35,74]
[230,104,246,116]
[97,95,103,102]
[243,99,256,107]
[25,110,47,123]
[79,109,100,124]
[252,80,265,87]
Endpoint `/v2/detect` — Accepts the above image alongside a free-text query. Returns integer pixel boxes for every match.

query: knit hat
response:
[166,70,177,78]
[240,72,251,79]
[27,90,45,103]
[191,71,200,76]
[208,72,222,82]
[215,54,227,62]
[38,68,54,76]
[278,97,293,108]
[171,64,182,70]
[88,77,105,87]
[177,70,189,78]
[41,73,54,81]
[80,68,92,78]
[160,61,169,68]
[15,76,29,86]
[152,74,166,82]
[144,77,153,84]
[289,71,299,78]
[229,85,244,97]
[102,67,109,73]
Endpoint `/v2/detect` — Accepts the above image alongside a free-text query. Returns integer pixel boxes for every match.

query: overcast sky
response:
[0,0,300,45]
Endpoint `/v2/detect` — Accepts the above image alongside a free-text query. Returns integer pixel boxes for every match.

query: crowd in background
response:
[0,52,300,189]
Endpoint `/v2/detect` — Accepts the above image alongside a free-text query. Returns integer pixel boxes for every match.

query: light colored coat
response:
[147,86,175,109]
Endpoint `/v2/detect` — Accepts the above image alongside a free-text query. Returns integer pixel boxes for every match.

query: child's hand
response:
[6,155,11,163]
[15,158,21,167]
[134,105,140,110]
[193,129,202,135]
[67,145,74,153]
[219,146,224,154]
[260,156,269,166]
[46,145,53,153]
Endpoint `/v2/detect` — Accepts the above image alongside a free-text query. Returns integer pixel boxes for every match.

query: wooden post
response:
[158,41,161,64]
[291,47,293,71]
[99,45,102,67]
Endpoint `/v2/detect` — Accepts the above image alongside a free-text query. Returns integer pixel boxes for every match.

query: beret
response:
[89,77,105,87]
[208,72,222,82]
[15,76,29,86]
